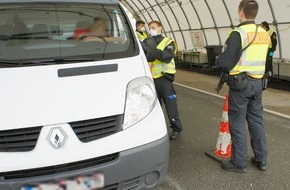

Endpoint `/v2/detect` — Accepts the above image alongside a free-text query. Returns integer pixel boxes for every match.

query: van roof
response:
[0,0,119,4]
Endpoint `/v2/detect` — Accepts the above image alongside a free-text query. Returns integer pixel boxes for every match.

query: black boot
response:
[251,157,267,171]
[170,130,180,140]
[221,160,246,173]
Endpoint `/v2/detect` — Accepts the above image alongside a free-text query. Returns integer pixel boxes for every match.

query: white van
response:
[0,0,169,189]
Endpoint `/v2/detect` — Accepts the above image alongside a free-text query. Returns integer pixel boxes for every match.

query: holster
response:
[162,72,175,82]
[262,76,268,90]
[228,72,248,91]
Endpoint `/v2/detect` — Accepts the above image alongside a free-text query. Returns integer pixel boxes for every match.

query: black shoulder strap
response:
[242,25,258,52]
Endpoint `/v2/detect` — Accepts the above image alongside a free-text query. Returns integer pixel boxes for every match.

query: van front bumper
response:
[0,135,169,190]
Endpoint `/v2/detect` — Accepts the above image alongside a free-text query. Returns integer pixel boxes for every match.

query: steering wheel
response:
[78,34,106,42]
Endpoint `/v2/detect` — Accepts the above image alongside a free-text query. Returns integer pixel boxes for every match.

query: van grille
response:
[0,126,42,152]
[70,115,122,143]
[0,115,122,152]
[105,184,118,190]
[123,176,142,190]
[0,153,119,180]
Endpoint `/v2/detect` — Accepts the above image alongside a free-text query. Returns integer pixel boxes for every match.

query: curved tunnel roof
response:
[121,0,290,60]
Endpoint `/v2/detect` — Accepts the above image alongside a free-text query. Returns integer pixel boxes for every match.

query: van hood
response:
[0,56,147,130]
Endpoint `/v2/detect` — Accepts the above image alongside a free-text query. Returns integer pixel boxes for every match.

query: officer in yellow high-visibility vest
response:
[148,20,183,140]
[216,0,270,173]
[135,20,148,41]
[261,21,277,80]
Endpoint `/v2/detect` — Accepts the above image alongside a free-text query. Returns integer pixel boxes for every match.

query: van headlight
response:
[123,77,157,129]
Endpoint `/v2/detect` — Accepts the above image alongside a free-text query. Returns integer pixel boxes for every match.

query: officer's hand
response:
[269,52,274,57]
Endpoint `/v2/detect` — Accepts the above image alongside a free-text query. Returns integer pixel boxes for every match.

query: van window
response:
[0,3,138,66]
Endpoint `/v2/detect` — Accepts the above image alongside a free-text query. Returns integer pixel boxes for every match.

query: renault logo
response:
[48,127,66,149]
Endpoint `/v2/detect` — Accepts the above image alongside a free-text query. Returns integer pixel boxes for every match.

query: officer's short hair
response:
[261,21,270,30]
[148,21,163,28]
[136,20,145,28]
[239,0,258,19]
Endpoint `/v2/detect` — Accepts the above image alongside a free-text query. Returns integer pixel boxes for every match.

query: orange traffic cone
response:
[205,94,231,162]
[214,94,231,159]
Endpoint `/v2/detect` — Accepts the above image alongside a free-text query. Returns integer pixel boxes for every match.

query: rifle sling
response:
[242,24,258,52]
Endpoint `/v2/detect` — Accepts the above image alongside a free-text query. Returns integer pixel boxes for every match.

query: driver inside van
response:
[80,17,124,43]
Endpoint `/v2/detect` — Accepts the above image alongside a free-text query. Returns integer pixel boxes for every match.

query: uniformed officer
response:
[216,0,270,172]
[261,21,277,80]
[135,20,148,41]
[148,20,183,140]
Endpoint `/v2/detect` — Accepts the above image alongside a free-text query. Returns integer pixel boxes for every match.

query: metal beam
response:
[177,2,191,30]
[188,0,208,46]
[176,2,193,49]
[135,0,154,21]
[126,0,150,25]
[163,2,187,49]
[204,0,221,45]
[142,0,162,22]
[124,0,289,58]
[221,0,234,29]
[275,22,290,25]
[165,27,231,33]
[121,0,137,18]
[145,0,176,40]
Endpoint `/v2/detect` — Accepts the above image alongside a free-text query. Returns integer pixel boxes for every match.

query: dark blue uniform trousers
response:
[228,78,268,168]
[154,76,183,132]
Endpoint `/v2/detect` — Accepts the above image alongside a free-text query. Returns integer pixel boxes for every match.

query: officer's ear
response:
[238,9,246,21]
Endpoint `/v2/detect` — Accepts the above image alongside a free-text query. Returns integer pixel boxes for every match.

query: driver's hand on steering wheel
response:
[104,37,125,43]
[81,36,104,42]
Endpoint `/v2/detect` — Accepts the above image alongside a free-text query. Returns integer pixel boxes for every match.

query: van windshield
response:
[0,3,138,66]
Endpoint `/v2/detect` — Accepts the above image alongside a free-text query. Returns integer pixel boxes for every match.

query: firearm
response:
[215,71,228,94]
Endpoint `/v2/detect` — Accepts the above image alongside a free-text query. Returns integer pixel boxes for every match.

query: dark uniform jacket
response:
[141,37,157,62]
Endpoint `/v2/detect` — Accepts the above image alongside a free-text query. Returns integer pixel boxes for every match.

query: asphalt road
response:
[153,84,290,190]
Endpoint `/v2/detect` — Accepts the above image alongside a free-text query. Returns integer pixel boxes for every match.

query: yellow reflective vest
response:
[149,37,176,79]
[267,29,274,49]
[229,24,270,79]
[136,31,148,41]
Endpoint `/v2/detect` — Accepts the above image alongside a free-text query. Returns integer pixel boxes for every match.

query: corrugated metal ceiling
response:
[121,0,290,59]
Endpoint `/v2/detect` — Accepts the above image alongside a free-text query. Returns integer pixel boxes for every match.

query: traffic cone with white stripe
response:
[214,94,231,158]
[205,94,231,162]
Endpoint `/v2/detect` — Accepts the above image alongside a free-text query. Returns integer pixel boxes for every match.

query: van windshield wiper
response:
[21,57,99,65]
[0,57,100,67]
[0,59,21,67]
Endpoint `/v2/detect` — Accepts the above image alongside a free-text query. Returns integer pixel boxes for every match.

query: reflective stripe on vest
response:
[229,24,270,79]
[268,29,274,49]
[149,37,176,79]
[136,31,148,41]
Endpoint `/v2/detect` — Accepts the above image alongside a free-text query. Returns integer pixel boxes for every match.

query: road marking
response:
[174,82,290,120]
[174,82,224,99]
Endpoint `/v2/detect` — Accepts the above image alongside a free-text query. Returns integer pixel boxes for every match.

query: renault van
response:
[0,0,168,189]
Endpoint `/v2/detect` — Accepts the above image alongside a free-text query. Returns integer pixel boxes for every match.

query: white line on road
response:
[174,82,290,120]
